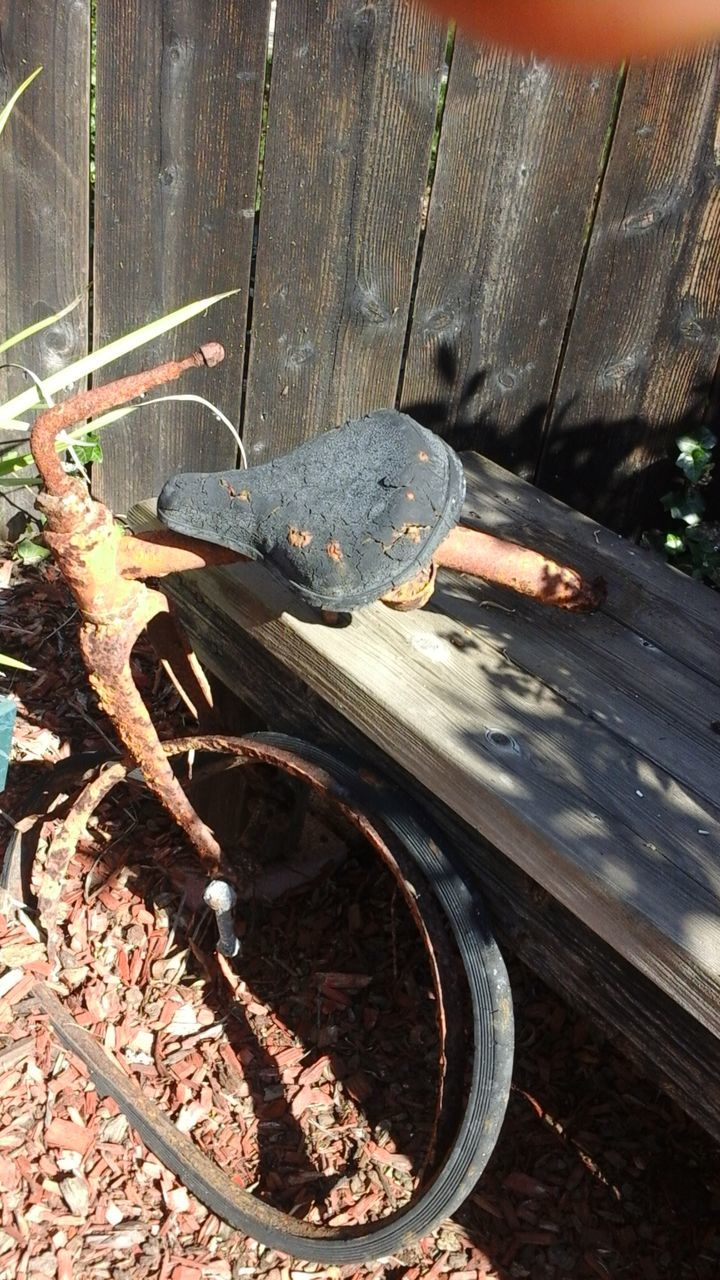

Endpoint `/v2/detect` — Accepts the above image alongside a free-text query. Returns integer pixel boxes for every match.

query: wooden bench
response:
[131,451,720,1139]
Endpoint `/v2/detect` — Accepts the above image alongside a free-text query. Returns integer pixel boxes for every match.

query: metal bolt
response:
[203,879,241,958]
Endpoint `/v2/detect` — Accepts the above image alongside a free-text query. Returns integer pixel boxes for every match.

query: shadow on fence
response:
[403,338,719,535]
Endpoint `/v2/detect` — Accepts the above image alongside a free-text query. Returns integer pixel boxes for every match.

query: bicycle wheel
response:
[34,731,514,1264]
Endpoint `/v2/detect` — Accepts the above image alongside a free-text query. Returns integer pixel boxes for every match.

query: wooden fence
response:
[1,1,719,537]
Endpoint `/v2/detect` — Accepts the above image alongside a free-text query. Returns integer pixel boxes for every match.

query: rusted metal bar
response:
[381,564,437,612]
[28,347,231,873]
[30,342,225,498]
[78,590,224,871]
[434,525,606,611]
[118,528,244,580]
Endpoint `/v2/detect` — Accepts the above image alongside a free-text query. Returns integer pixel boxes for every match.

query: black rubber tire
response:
[36,732,514,1264]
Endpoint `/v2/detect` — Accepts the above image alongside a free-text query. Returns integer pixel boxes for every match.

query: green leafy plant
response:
[0,287,238,486]
[650,427,719,588]
[0,66,42,139]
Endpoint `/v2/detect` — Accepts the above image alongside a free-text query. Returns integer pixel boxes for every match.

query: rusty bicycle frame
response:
[29,342,603,893]
[18,342,603,1257]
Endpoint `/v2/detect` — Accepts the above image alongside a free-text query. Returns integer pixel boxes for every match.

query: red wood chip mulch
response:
[0,559,719,1280]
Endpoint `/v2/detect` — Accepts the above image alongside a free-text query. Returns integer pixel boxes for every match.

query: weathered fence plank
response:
[2,9,719,534]
[399,39,620,476]
[242,0,447,464]
[0,0,90,533]
[92,0,270,513]
[536,48,720,532]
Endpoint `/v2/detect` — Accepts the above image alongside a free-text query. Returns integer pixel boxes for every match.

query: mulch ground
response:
[0,559,719,1280]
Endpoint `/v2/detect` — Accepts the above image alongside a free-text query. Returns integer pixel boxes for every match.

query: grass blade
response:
[0,476,40,490]
[130,394,248,467]
[0,293,84,357]
[0,67,42,140]
[0,653,35,671]
[0,289,238,424]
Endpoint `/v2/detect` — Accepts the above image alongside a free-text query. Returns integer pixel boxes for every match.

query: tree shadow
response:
[447,954,720,1280]
[103,764,446,1226]
[402,338,719,536]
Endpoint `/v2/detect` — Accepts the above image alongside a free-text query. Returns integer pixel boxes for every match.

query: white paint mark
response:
[410,633,451,664]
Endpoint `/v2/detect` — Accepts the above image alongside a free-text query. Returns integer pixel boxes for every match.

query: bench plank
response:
[462,453,720,682]
[130,457,720,1043]
[435,577,720,812]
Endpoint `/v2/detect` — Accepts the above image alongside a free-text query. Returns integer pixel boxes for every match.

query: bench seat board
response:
[130,451,720,1045]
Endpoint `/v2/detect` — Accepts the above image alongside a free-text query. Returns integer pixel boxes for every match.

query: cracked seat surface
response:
[157,409,465,611]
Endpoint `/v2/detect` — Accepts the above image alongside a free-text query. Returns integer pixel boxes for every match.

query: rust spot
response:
[221,478,250,500]
[287,527,313,549]
[418,450,429,461]
[381,563,436,611]
[326,540,343,561]
[402,523,424,544]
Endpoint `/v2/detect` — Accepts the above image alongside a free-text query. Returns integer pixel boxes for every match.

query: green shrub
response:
[645,427,719,588]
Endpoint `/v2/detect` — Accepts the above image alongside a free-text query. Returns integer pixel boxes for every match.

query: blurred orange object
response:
[425,0,720,61]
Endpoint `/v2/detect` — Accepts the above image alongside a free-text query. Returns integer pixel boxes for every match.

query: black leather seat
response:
[157,409,465,611]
